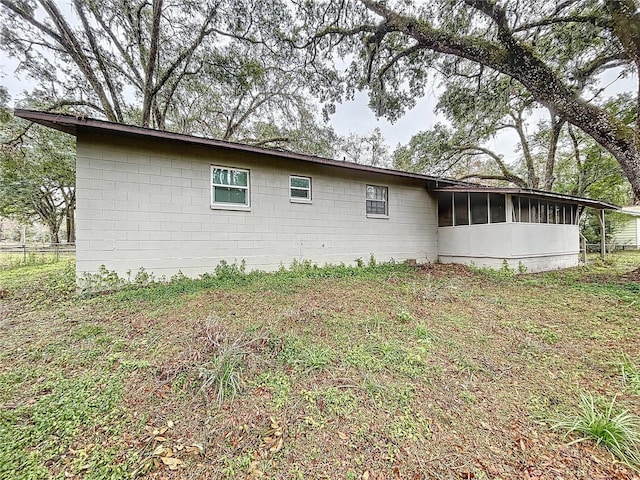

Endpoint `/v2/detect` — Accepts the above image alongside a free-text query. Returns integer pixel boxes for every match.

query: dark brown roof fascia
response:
[433,185,618,210]
[14,109,463,187]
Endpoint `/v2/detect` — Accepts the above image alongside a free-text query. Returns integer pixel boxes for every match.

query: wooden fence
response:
[0,243,75,268]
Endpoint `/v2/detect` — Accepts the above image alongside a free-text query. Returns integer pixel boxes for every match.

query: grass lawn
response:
[1,253,640,479]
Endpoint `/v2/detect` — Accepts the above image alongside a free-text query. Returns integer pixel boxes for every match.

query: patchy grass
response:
[1,253,640,479]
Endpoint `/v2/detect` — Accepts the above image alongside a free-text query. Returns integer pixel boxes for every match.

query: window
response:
[366,185,388,216]
[211,166,249,208]
[290,175,311,202]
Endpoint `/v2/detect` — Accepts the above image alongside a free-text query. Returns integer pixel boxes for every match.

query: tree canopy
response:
[0,0,337,154]
[0,118,76,244]
[293,0,640,199]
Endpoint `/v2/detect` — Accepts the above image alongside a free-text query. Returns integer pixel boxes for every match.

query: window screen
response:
[212,166,249,206]
[366,185,388,215]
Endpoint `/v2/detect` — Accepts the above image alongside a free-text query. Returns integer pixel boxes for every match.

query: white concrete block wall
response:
[76,131,438,278]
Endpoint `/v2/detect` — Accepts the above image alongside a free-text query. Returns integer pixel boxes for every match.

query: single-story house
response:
[16,109,617,278]
[612,206,640,249]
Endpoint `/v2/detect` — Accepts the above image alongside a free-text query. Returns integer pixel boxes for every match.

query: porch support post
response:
[599,209,606,260]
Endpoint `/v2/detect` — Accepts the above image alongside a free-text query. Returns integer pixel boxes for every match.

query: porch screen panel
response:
[454,192,469,226]
[470,193,488,224]
[489,193,506,223]
[539,202,547,223]
[520,197,530,223]
[512,196,520,222]
[438,192,453,227]
[530,200,538,223]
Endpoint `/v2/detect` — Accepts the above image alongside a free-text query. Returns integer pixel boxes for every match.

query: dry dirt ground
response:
[1,253,640,479]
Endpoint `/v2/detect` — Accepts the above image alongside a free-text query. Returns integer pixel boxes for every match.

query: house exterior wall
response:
[612,217,639,248]
[75,131,438,278]
[437,223,579,272]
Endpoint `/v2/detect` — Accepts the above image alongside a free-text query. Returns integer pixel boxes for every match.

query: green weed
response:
[414,324,434,343]
[524,324,560,344]
[301,386,358,418]
[472,260,516,280]
[552,393,640,468]
[0,372,126,480]
[281,338,334,371]
[621,355,640,395]
[397,308,413,323]
[254,371,292,409]
[386,409,431,443]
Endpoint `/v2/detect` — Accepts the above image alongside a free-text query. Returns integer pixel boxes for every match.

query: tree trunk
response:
[49,222,60,245]
[543,114,564,191]
[141,0,163,127]
[66,205,75,243]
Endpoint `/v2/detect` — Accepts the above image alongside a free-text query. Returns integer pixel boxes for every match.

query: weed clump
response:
[552,393,640,468]
[621,355,640,395]
[198,342,245,405]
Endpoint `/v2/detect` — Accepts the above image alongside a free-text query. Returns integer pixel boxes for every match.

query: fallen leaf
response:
[361,471,370,480]
[152,445,166,456]
[269,437,284,453]
[167,420,174,428]
[185,443,204,455]
[160,456,183,470]
[338,431,348,440]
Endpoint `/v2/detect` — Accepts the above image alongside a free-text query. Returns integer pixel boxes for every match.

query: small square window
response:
[290,175,311,202]
[211,166,250,208]
[366,185,388,216]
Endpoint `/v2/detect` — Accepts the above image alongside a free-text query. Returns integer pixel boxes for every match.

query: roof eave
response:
[14,109,463,187]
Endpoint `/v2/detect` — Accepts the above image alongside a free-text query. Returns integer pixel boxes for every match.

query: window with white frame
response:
[211,166,250,207]
[366,185,388,216]
[290,175,311,202]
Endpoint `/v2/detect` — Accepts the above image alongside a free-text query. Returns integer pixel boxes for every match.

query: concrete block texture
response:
[75,131,438,278]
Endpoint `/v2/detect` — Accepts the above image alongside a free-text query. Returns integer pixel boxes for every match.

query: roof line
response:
[14,109,466,187]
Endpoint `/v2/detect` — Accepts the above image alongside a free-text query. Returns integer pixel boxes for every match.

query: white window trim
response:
[366,184,389,218]
[289,175,312,203]
[210,165,251,211]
